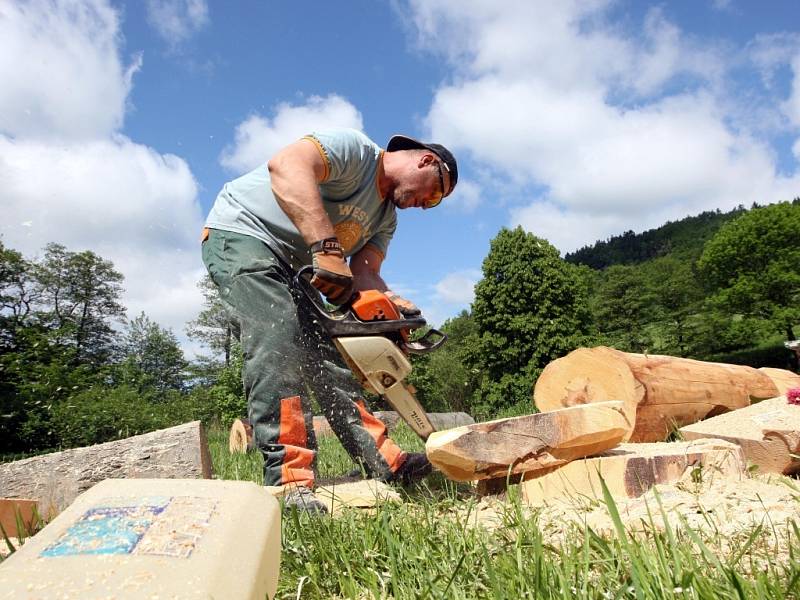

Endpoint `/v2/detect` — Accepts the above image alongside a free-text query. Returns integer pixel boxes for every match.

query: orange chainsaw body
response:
[350,290,409,342]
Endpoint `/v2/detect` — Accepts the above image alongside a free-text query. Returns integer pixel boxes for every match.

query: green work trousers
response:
[201,229,404,487]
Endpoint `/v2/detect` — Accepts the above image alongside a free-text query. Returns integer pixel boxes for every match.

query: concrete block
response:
[0,478,281,600]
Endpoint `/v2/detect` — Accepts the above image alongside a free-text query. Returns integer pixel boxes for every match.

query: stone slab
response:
[0,478,281,600]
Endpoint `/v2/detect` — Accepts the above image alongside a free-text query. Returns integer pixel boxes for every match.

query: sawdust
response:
[459,469,800,570]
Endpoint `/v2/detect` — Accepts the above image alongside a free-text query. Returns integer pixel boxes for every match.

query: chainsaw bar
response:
[382,382,435,441]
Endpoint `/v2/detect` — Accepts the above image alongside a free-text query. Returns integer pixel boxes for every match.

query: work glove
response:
[384,290,421,317]
[310,237,353,305]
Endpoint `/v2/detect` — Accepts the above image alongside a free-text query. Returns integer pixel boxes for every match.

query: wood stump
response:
[228,418,254,453]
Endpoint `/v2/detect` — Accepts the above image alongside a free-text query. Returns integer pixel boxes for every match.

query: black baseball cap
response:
[387,134,458,197]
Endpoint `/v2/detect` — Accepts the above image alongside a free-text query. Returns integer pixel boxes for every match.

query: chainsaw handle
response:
[293,264,428,336]
[293,265,347,312]
[405,328,448,355]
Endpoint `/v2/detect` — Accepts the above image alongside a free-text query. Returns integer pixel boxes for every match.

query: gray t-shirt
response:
[205,128,397,268]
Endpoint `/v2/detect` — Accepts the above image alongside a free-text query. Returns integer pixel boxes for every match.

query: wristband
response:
[310,237,342,255]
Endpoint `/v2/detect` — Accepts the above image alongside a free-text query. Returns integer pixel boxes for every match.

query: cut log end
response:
[228,418,254,454]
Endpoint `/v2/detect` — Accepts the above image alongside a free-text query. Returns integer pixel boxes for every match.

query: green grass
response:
[208,425,800,599]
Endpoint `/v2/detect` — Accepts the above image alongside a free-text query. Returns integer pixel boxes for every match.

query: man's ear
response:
[417,153,435,168]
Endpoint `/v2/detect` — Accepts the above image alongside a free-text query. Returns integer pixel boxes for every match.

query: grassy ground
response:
[208,425,800,599]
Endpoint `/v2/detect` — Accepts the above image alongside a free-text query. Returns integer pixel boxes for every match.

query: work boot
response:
[282,486,328,515]
[382,452,433,485]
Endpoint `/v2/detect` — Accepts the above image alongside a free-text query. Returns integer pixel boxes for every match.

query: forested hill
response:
[564,206,750,269]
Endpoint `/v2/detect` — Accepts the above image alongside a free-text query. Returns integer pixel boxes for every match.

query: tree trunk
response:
[0,421,212,515]
[534,346,781,442]
[425,401,631,481]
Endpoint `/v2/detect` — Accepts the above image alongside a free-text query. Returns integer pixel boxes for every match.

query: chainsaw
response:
[294,266,447,440]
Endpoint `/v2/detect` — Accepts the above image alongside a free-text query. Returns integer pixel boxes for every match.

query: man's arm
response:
[269,138,352,304]
[350,244,389,292]
[268,139,334,245]
[350,245,421,316]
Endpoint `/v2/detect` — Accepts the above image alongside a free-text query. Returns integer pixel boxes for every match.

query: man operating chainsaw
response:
[201,128,458,513]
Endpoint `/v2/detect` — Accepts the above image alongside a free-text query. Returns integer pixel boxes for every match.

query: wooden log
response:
[680,395,800,475]
[521,439,744,505]
[759,367,800,395]
[0,421,212,515]
[0,479,281,600]
[534,346,780,442]
[425,401,631,481]
[229,418,254,453]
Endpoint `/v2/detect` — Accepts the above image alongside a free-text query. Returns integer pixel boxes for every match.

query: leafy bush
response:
[51,386,169,447]
[703,342,796,370]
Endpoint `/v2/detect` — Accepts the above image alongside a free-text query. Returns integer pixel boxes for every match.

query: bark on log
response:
[759,367,800,395]
[425,401,631,481]
[0,421,212,515]
[679,395,800,475]
[534,346,780,442]
[521,439,744,505]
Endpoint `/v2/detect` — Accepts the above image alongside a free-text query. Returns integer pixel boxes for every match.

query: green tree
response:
[186,275,233,366]
[117,312,188,396]
[589,264,656,352]
[697,202,800,341]
[407,311,479,413]
[34,243,126,365]
[468,227,592,415]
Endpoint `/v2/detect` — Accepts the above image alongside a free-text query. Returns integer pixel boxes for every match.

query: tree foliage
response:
[698,202,800,340]
[186,274,233,366]
[116,312,188,396]
[467,227,592,414]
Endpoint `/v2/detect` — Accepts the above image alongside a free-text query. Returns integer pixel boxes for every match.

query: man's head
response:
[383,135,458,210]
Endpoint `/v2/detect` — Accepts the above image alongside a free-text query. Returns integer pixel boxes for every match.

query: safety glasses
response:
[424,160,448,209]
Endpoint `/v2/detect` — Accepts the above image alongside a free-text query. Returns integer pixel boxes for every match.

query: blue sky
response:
[2,0,800,356]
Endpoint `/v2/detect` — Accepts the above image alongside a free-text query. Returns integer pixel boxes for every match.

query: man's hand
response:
[384,290,421,317]
[311,238,353,305]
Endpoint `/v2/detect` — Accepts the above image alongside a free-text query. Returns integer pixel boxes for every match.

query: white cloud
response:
[444,179,482,212]
[434,270,480,304]
[0,0,139,140]
[0,0,207,352]
[219,95,364,173]
[406,1,800,254]
[414,269,480,327]
[0,135,206,341]
[783,53,800,127]
[145,0,209,45]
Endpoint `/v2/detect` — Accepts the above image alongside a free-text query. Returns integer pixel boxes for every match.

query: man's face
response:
[389,153,449,210]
